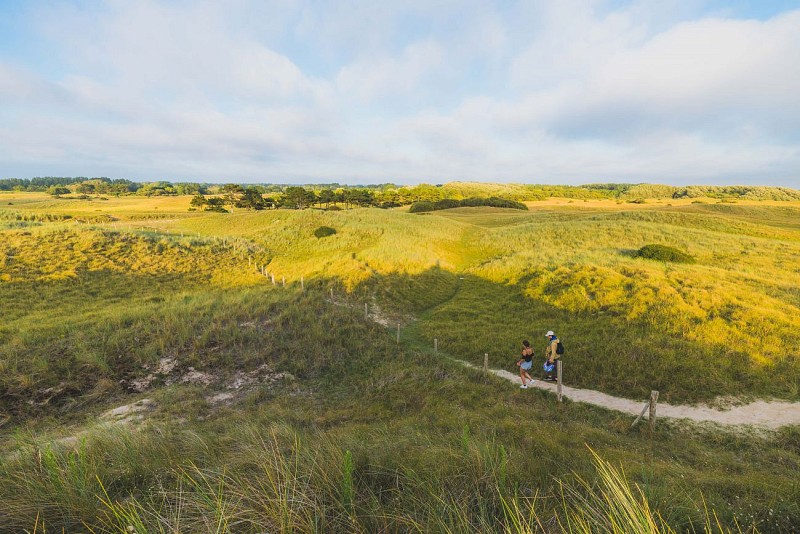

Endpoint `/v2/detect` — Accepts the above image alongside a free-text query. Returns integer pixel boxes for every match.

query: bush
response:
[433,199,460,210]
[459,197,527,210]
[409,201,435,213]
[410,197,528,213]
[313,226,337,238]
[635,244,695,263]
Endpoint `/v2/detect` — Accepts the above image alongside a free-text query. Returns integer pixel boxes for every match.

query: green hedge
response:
[410,197,528,213]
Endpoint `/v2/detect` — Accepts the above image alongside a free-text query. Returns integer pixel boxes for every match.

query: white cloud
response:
[336,40,446,102]
[0,1,798,185]
[504,9,800,138]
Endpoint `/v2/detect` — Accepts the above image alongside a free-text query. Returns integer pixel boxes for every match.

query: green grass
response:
[1,192,799,531]
[2,197,799,403]
[1,306,797,531]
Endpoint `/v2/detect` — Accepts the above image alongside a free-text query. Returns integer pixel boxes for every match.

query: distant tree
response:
[375,188,400,208]
[190,194,207,209]
[282,186,316,209]
[352,189,375,207]
[235,187,266,210]
[47,185,70,196]
[407,184,445,202]
[75,182,96,194]
[136,181,176,196]
[204,197,228,212]
[175,182,206,195]
[318,188,336,209]
[220,184,244,207]
[333,189,346,207]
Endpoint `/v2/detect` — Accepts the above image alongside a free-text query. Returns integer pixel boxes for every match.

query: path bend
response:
[461,360,800,430]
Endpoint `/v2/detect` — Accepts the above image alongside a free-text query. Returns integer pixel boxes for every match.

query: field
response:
[1,191,799,532]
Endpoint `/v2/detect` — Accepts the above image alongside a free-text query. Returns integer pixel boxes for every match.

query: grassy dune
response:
[1,192,799,532]
[2,285,798,531]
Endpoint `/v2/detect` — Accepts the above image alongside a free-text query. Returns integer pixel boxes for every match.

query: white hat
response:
[546,331,554,337]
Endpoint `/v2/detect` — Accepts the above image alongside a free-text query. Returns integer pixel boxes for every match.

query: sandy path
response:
[350,299,800,430]
[460,361,800,430]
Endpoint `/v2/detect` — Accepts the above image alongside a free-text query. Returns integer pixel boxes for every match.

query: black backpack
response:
[556,341,564,355]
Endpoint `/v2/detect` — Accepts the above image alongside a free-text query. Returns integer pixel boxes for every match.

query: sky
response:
[0,0,799,186]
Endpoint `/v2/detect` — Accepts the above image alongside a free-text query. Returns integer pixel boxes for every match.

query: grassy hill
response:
[1,191,799,532]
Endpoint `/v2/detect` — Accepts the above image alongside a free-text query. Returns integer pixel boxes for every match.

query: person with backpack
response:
[543,331,563,381]
[516,340,535,389]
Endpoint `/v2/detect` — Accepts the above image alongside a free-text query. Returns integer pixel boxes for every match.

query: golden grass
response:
[2,194,798,403]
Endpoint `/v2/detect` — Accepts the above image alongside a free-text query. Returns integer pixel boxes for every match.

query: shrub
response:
[635,244,695,263]
[461,197,528,210]
[410,197,528,213]
[409,201,435,213]
[433,199,460,210]
[313,226,337,238]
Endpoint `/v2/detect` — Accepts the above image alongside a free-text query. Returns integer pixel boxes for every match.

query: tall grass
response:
[2,194,799,532]
[2,425,773,533]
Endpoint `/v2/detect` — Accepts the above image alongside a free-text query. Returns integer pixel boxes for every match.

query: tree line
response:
[190,185,401,212]
[2,177,798,205]
[0,177,206,196]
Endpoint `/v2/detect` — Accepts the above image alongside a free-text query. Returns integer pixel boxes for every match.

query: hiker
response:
[516,340,535,388]
[543,330,561,381]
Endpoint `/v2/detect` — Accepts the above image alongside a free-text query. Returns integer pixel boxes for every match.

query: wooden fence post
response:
[364,303,368,319]
[396,323,400,344]
[631,401,650,429]
[271,274,275,285]
[282,276,286,287]
[300,275,304,290]
[483,353,489,373]
[434,338,438,354]
[557,360,563,402]
[649,390,659,432]
[330,288,334,300]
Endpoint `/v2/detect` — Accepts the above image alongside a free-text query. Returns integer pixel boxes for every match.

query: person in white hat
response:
[543,330,561,381]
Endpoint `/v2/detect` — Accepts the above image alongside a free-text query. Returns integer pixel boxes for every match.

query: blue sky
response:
[1,0,799,186]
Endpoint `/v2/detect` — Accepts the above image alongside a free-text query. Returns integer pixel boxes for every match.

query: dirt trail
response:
[461,360,800,430]
[342,297,800,430]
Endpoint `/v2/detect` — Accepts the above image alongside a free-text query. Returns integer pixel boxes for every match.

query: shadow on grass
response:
[344,268,796,405]
[2,264,797,424]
